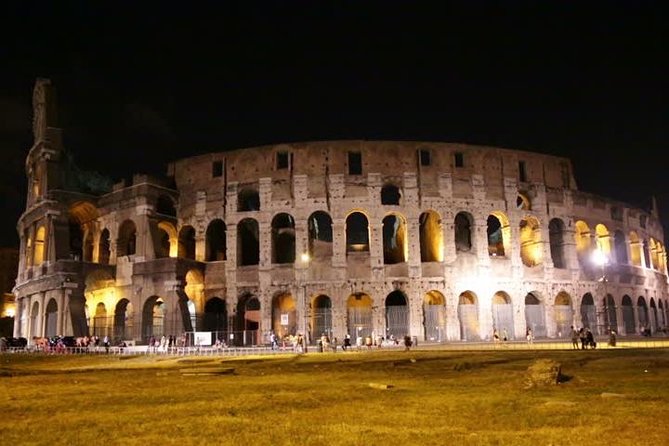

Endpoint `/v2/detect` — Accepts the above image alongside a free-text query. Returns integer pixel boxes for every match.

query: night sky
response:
[1,2,667,247]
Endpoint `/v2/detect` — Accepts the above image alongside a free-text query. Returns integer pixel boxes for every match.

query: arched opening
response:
[308,211,333,259]
[98,229,110,264]
[487,214,508,257]
[659,300,667,329]
[642,239,651,269]
[492,291,514,339]
[604,294,617,333]
[347,293,372,343]
[141,296,165,341]
[516,193,531,210]
[346,212,369,253]
[271,293,296,339]
[629,231,642,266]
[423,291,446,342]
[178,225,196,260]
[114,299,133,340]
[580,293,596,330]
[457,291,479,340]
[33,226,46,266]
[381,184,401,205]
[83,230,94,262]
[382,214,407,264]
[574,221,592,266]
[637,296,649,332]
[519,216,542,267]
[117,220,137,257]
[237,218,260,266]
[524,292,546,338]
[30,301,40,338]
[93,302,108,337]
[385,290,409,339]
[650,298,658,332]
[454,212,473,252]
[238,188,260,212]
[203,297,227,335]
[614,230,628,264]
[595,224,612,263]
[154,223,173,259]
[311,295,332,340]
[236,294,260,346]
[156,195,176,217]
[419,211,443,262]
[68,201,98,262]
[649,239,660,270]
[621,295,635,335]
[45,298,58,338]
[554,292,573,338]
[68,220,83,260]
[205,219,227,261]
[549,218,566,268]
[272,213,296,264]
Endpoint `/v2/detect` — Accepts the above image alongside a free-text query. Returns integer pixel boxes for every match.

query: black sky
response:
[0,1,667,247]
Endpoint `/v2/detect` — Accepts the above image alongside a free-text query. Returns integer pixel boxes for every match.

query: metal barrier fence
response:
[2,337,669,355]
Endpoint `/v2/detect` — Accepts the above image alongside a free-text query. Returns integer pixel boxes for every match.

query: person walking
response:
[526,328,533,344]
[570,326,580,350]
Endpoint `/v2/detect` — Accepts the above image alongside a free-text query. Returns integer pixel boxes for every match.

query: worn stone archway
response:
[458,291,479,341]
[141,296,165,341]
[311,295,333,340]
[637,296,649,332]
[524,292,546,338]
[423,290,446,342]
[603,295,617,334]
[114,298,133,340]
[272,292,297,338]
[554,292,573,338]
[45,298,58,338]
[492,291,514,339]
[203,297,227,335]
[580,293,596,330]
[385,290,409,338]
[621,295,635,335]
[419,211,443,262]
[236,294,260,346]
[347,293,373,342]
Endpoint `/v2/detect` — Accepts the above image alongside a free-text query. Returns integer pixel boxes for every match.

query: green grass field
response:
[1,348,668,446]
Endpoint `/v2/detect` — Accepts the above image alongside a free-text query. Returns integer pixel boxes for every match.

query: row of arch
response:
[26,290,669,343]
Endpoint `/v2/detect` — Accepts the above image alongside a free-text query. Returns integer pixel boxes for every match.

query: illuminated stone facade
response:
[13,79,669,345]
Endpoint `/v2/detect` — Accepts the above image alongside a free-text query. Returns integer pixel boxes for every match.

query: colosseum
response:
[13,79,669,346]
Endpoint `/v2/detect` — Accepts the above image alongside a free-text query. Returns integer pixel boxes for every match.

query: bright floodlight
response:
[300,252,310,263]
[592,249,608,266]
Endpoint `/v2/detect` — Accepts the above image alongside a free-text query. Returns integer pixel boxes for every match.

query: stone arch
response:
[637,296,649,331]
[203,297,227,334]
[554,291,573,338]
[621,295,635,335]
[311,295,333,340]
[141,296,165,341]
[595,224,612,259]
[346,211,369,252]
[381,184,401,205]
[516,193,531,210]
[492,291,514,339]
[178,225,196,260]
[184,269,204,330]
[117,219,137,257]
[308,211,333,259]
[155,195,176,217]
[423,290,446,342]
[642,239,651,269]
[382,213,408,264]
[454,212,473,252]
[649,238,660,270]
[205,219,227,261]
[419,210,443,262]
[93,302,108,337]
[385,290,409,338]
[45,298,58,338]
[155,221,177,259]
[487,212,510,257]
[272,213,296,264]
[237,294,260,345]
[659,300,667,329]
[574,220,593,266]
[33,225,46,265]
[83,228,95,262]
[579,293,596,330]
[98,228,111,264]
[347,293,373,341]
[271,292,297,338]
[238,188,260,212]
[237,218,259,266]
[614,230,628,264]
[650,298,658,332]
[548,218,567,269]
[519,216,542,267]
[629,231,642,266]
[603,294,617,334]
[68,201,98,261]
[114,298,133,340]
[30,301,40,338]
[524,292,546,337]
[457,291,479,340]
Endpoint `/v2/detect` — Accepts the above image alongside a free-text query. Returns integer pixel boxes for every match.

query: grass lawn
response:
[1,348,668,445]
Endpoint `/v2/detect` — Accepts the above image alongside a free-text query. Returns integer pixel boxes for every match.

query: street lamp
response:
[592,248,611,335]
[299,252,311,347]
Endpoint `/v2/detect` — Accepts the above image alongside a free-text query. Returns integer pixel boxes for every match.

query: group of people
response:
[570,326,600,349]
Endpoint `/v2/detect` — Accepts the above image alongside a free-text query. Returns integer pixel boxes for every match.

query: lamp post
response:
[592,249,610,336]
[299,252,311,348]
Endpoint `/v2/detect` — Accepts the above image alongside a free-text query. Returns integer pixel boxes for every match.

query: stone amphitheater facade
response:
[13,79,669,345]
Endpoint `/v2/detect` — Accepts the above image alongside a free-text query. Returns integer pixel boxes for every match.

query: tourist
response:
[404,335,412,351]
[493,329,500,344]
[608,330,617,347]
[526,328,533,344]
[579,328,587,350]
[570,326,580,349]
[502,328,508,342]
